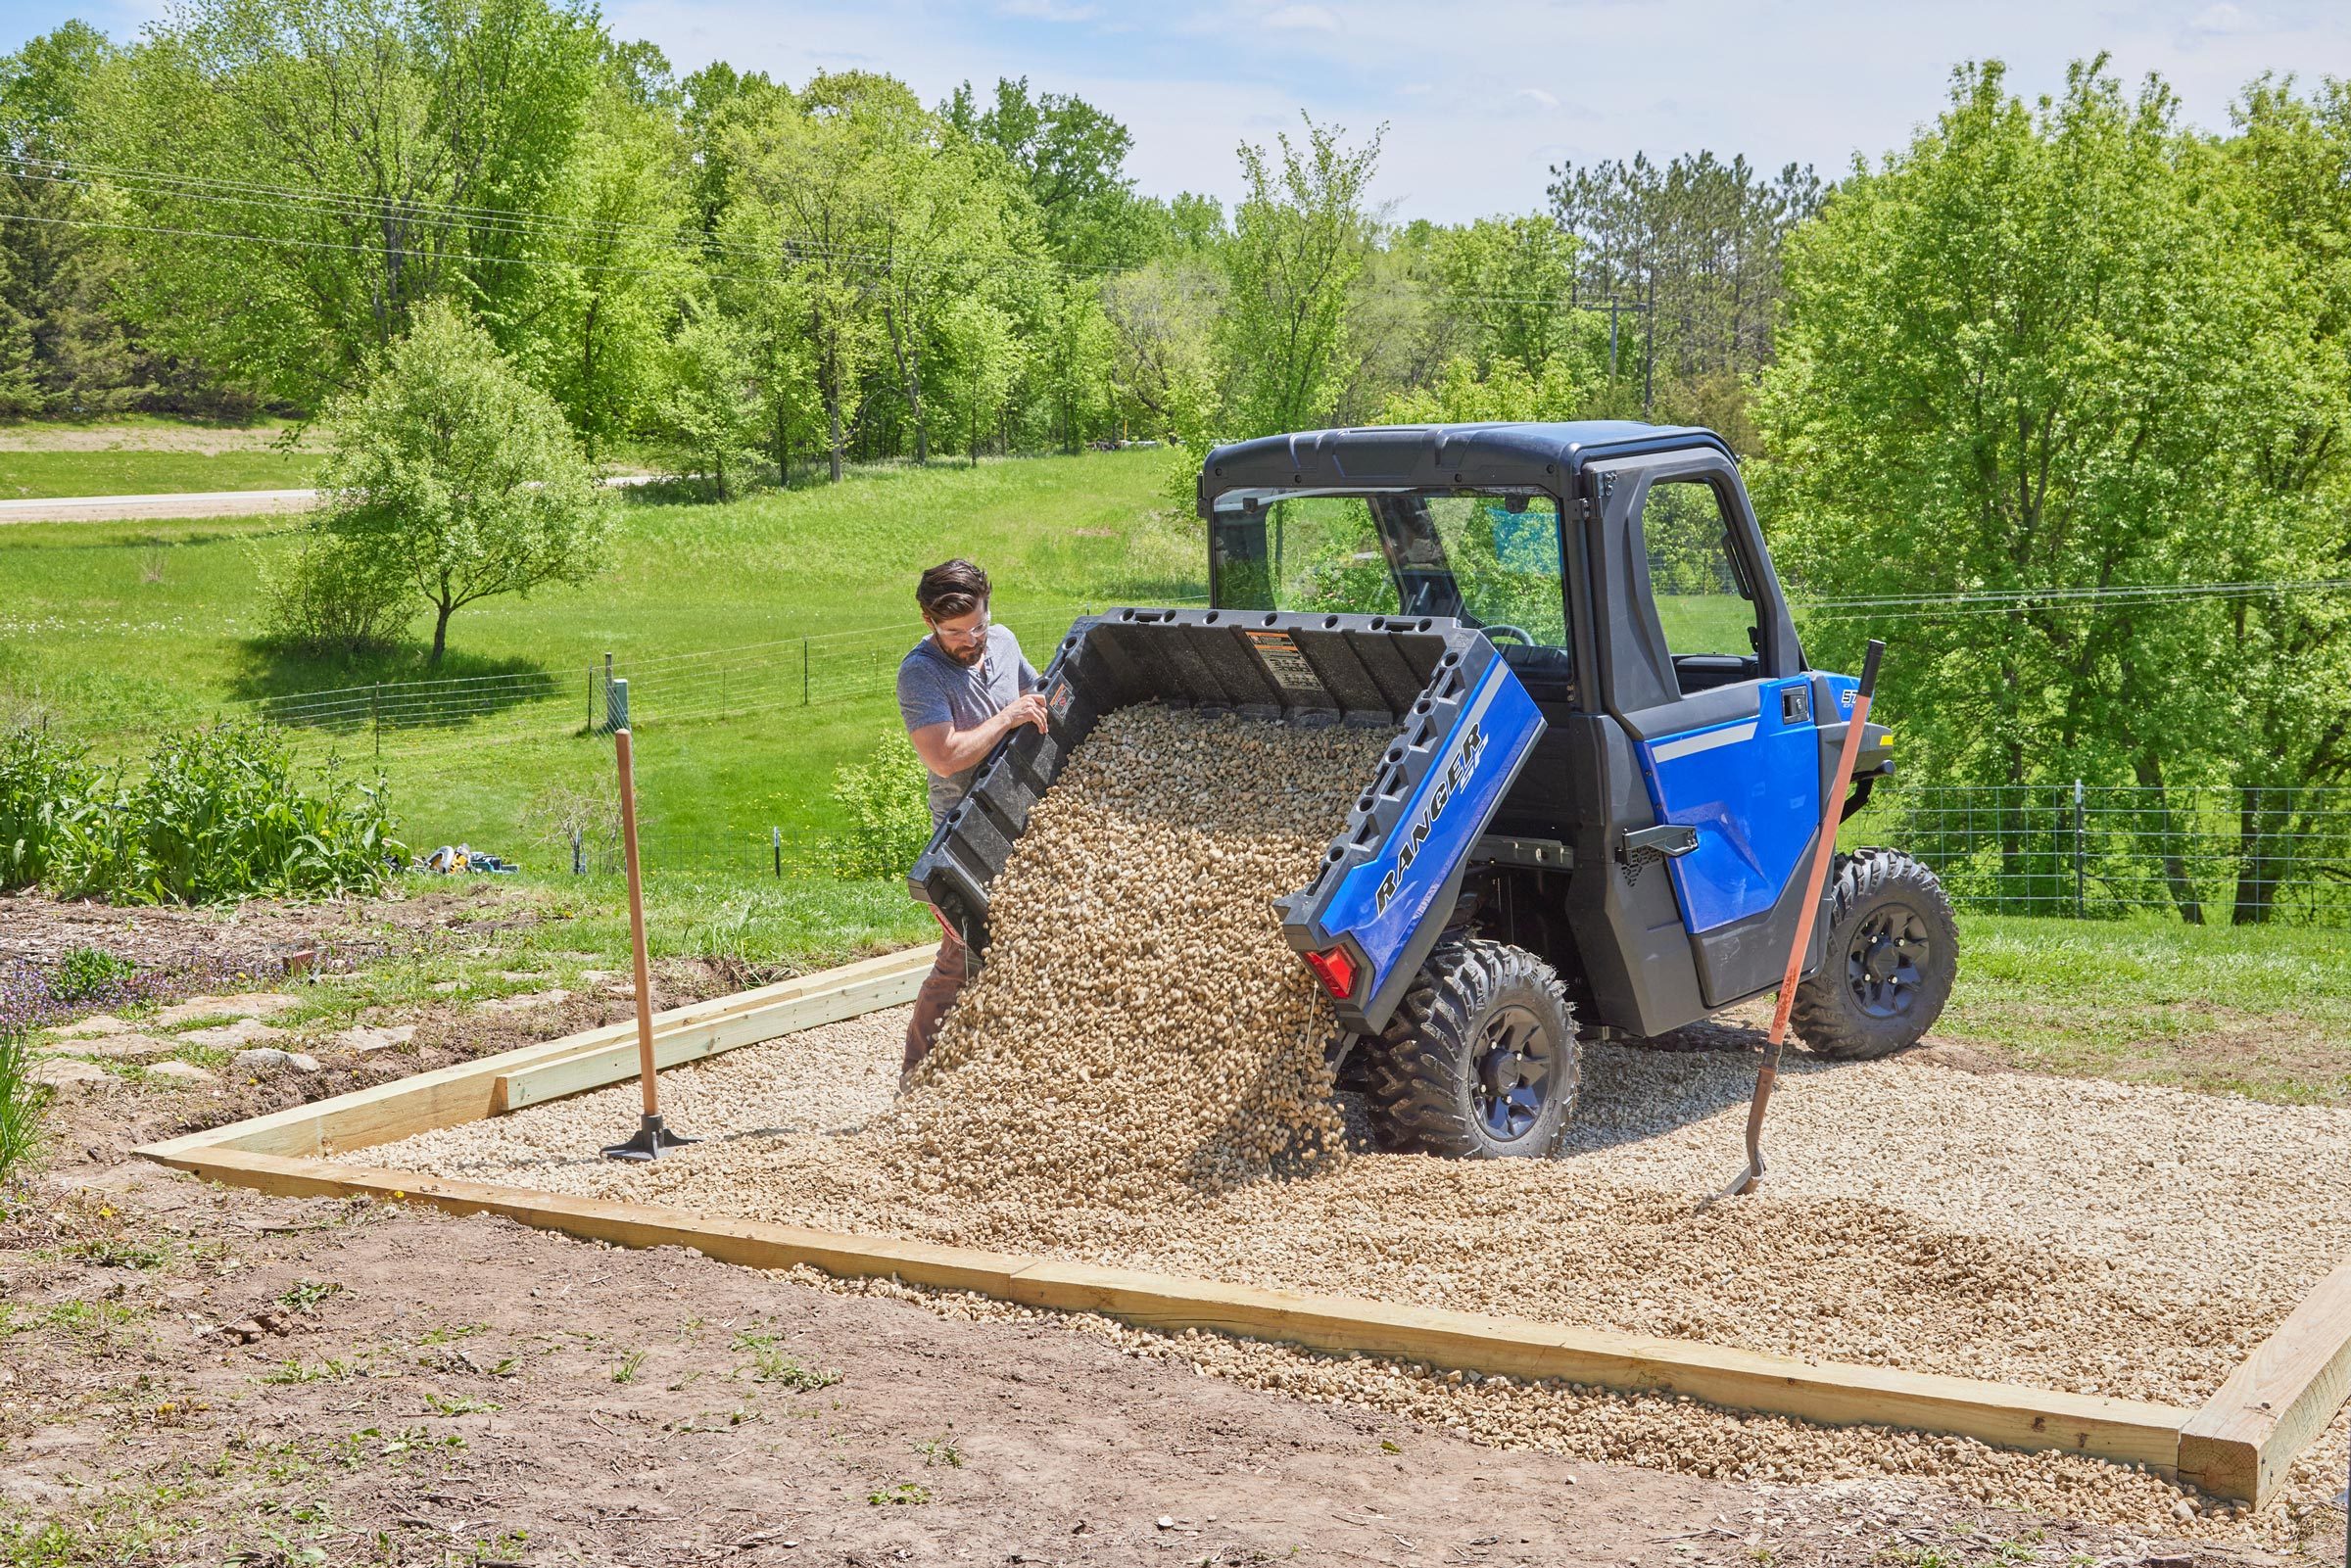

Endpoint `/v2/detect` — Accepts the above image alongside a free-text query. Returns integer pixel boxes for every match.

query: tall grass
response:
[0,723,96,888]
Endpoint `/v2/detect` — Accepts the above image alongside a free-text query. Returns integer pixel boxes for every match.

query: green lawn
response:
[0,447,322,499]
[1939,914,2351,1103]
[2,446,1193,870]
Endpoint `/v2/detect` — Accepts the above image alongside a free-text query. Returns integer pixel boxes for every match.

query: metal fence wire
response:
[1862,783,2351,927]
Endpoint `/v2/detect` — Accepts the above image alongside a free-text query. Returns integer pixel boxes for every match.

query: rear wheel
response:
[1791,848,1958,1061]
[1359,938,1580,1159]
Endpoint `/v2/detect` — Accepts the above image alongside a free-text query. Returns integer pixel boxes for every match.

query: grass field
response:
[2,448,1192,920]
[0,447,322,499]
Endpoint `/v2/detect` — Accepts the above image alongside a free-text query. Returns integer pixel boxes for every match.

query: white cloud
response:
[2187,2,2254,34]
[1397,80,1433,96]
[998,0,1100,18]
[1265,4,1340,30]
[1515,86,1559,109]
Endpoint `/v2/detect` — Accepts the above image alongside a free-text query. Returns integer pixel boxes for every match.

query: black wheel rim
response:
[1845,902,1930,1020]
[1472,1004,1556,1143]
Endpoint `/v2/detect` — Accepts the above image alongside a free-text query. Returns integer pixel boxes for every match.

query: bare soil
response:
[2,893,2343,1564]
[4,1148,2283,1568]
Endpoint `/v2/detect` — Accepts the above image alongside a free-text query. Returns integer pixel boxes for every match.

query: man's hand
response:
[906,692,1052,780]
[999,690,1049,736]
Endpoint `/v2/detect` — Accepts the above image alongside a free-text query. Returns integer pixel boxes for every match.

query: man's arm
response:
[907,692,1048,779]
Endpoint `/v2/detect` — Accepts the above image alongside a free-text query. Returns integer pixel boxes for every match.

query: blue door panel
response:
[1637,678,1820,934]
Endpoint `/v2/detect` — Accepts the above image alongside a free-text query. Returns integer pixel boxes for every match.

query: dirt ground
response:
[7,1150,2282,1568]
[5,887,2347,1565]
[0,425,323,454]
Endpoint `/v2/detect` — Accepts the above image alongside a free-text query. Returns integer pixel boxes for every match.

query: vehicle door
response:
[1583,448,1819,1009]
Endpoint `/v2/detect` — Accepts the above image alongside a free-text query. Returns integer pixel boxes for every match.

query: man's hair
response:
[917,558,989,621]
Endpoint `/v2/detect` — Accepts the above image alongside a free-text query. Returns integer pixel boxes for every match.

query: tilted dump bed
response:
[907,607,1545,1033]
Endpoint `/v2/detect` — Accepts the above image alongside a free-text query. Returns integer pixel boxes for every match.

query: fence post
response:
[2073,779,2087,919]
[572,827,584,877]
[587,665,595,735]
[601,652,613,736]
[772,826,782,879]
[371,683,381,758]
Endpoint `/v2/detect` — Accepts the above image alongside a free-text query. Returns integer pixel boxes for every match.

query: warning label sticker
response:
[1245,629,1328,702]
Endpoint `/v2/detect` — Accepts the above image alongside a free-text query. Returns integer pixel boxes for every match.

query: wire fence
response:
[505,776,2351,931]
[1852,783,2351,927]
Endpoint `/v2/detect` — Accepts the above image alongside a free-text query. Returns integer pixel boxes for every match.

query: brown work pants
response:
[903,927,970,1077]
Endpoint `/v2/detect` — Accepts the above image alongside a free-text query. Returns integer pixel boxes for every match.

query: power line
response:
[1,154,1654,311]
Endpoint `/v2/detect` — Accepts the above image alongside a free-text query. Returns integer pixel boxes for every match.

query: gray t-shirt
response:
[896,624,1040,827]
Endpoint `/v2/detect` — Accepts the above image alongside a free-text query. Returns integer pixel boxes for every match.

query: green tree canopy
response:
[313,299,612,665]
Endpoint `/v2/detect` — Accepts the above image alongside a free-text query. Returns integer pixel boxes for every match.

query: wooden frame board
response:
[133,944,2351,1507]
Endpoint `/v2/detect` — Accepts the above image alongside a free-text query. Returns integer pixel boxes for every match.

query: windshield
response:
[1209,491,1568,652]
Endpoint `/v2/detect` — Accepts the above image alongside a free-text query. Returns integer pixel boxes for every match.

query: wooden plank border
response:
[138,945,936,1163]
[133,940,2351,1504]
[140,1146,2193,1478]
[2178,1263,2351,1505]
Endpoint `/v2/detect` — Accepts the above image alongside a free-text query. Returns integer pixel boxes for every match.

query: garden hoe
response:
[600,680,697,1163]
[1722,639,1885,1200]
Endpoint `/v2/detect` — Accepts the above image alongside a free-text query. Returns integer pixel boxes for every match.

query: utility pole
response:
[1641,273,1656,416]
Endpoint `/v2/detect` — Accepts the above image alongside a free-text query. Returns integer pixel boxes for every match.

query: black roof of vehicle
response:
[1197,420,1730,512]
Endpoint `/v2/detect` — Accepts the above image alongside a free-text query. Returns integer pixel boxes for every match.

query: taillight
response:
[1301,946,1357,1002]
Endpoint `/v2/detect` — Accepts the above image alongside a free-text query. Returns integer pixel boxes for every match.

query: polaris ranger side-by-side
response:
[912,421,1960,1159]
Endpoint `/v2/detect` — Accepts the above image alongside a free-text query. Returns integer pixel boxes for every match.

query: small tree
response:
[315,300,612,667]
[649,309,763,499]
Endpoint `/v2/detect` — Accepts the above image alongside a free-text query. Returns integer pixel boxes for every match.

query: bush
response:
[28,721,406,905]
[0,724,96,891]
[826,731,934,879]
[260,530,415,656]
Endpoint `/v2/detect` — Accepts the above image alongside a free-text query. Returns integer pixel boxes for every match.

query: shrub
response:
[826,731,934,879]
[260,530,415,656]
[0,723,95,891]
[46,721,406,905]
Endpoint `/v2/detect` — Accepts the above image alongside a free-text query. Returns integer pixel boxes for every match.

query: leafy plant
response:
[867,1480,930,1506]
[825,730,933,879]
[612,1349,647,1384]
[51,946,136,1004]
[914,1433,963,1468]
[0,722,95,892]
[43,722,404,906]
[0,1024,44,1187]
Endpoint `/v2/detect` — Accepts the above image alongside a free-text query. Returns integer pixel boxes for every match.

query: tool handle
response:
[1857,639,1885,700]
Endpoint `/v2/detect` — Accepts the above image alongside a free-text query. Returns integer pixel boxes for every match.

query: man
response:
[895,557,1046,1075]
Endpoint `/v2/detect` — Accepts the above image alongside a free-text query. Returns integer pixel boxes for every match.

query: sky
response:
[7,0,2351,222]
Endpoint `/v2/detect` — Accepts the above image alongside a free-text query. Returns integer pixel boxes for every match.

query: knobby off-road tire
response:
[1790,848,1959,1061]
[1359,937,1580,1159]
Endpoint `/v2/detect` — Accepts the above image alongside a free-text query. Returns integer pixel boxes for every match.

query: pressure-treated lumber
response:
[494,960,930,1112]
[2178,1262,2351,1505]
[138,945,936,1162]
[144,1145,2195,1482]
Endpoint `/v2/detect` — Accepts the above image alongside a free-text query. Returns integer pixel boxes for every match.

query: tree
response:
[649,308,761,499]
[90,0,605,406]
[1550,148,1819,433]
[1756,59,2294,921]
[1433,215,1582,377]
[510,41,695,456]
[0,24,146,414]
[1216,116,1383,441]
[312,300,612,665]
[720,73,903,481]
[944,76,1143,271]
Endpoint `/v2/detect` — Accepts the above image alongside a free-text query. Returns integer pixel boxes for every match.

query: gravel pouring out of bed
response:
[374,704,2351,1529]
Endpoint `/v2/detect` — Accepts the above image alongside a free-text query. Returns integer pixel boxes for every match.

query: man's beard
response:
[937,635,985,668]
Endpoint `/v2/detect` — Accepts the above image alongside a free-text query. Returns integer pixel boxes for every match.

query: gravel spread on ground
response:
[371,705,2351,1532]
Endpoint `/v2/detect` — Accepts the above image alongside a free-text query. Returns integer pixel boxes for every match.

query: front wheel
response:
[1791,848,1959,1061]
[1358,938,1580,1159]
